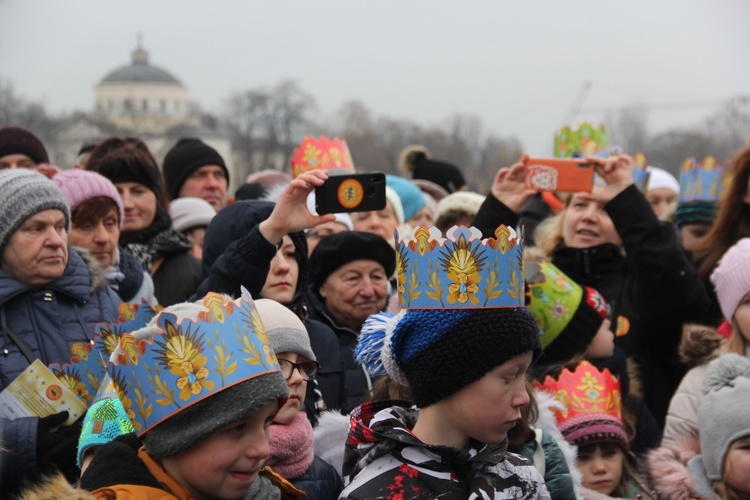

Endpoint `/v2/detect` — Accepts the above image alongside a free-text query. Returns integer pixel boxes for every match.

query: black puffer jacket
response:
[195,200,346,413]
[291,455,344,500]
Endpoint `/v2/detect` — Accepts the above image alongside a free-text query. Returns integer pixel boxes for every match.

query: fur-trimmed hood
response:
[18,473,94,500]
[678,324,724,369]
[73,246,111,293]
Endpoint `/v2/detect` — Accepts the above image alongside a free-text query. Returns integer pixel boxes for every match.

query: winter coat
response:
[109,247,156,305]
[663,325,729,445]
[339,401,551,499]
[517,429,576,499]
[152,251,202,307]
[293,456,345,500]
[79,433,305,500]
[314,410,352,476]
[0,246,121,491]
[194,200,347,413]
[474,186,711,426]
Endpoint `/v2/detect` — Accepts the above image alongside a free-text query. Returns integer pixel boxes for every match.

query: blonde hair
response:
[534,211,565,257]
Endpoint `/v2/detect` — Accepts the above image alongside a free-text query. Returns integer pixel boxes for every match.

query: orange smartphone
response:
[524,157,594,193]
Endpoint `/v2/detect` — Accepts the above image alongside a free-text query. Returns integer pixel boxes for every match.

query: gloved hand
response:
[36,411,82,482]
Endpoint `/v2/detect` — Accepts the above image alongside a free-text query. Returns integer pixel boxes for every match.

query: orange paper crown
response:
[535,361,629,449]
[290,135,355,178]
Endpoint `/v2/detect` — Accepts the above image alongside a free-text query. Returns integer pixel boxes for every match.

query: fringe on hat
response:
[357,311,410,386]
[397,145,430,175]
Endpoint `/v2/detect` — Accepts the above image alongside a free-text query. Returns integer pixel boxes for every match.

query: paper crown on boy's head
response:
[678,156,725,203]
[290,135,355,178]
[554,123,609,159]
[535,361,629,451]
[525,259,608,364]
[105,288,286,438]
[395,225,524,309]
[49,298,160,407]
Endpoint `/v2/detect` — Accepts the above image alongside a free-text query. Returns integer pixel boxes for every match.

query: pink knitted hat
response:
[711,238,750,322]
[52,168,124,227]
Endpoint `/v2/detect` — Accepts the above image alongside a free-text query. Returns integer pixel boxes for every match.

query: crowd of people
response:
[1,122,750,499]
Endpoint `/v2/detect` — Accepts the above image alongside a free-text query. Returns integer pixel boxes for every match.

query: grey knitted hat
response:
[254,298,316,361]
[698,353,750,480]
[125,301,289,458]
[0,169,70,252]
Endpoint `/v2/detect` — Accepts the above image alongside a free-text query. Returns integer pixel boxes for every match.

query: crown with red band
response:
[290,135,355,178]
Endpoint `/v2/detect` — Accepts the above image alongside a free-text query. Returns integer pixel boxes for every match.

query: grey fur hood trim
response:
[73,246,110,293]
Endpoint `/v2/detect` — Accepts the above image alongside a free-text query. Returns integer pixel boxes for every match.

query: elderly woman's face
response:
[319,259,388,332]
[1,209,68,287]
[117,182,157,233]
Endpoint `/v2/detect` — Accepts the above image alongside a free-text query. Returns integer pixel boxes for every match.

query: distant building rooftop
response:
[100,42,182,85]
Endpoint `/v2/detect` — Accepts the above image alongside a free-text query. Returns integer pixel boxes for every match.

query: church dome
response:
[100,44,181,85]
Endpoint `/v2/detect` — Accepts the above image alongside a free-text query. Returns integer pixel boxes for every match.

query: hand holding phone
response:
[315,172,386,214]
[524,157,594,193]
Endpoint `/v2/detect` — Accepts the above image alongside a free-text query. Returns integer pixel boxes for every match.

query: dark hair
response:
[86,136,168,211]
[578,442,654,499]
[696,143,750,279]
[71,196,120,227]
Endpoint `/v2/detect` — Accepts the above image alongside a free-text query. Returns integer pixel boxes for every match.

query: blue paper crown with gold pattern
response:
[102,288,281,435]
[679,156,725,202]
[395,225,525,309]
[49,298,159,407]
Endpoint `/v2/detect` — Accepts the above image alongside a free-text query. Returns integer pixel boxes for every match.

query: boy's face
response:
[439,351,533,447]
[161,400,279,500]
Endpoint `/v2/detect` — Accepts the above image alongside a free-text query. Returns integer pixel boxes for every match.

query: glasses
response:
[277,359,319,381]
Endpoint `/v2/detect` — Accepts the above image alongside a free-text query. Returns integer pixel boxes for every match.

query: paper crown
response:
[395,225,524,309]
[554,123,610,159]
[103,288,281,435]
[591,150,650,192]
[290,135,355,178]
[49,298,159,407]
[525,259,607,349]
[679,156,725,202]
[535,361,629,449]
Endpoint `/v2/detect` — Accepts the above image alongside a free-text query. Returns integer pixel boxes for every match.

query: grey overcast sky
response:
[1,0,749,155]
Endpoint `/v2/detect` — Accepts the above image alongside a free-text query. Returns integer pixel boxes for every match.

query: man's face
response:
[179,165,228,211]
[2,209,68,287]
[0,153,36,170]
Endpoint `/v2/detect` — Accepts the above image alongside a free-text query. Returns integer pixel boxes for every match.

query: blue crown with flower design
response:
[48,298,159,407]
[103,288,281,435]
[679,156,725,202]
[395,225,525,309]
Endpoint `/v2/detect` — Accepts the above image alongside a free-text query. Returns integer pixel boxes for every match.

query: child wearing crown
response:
[338,225,550,499]
[537,362,654,499]
[76,291,305,499]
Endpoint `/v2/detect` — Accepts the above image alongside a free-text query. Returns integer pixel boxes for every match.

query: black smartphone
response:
[315,172,386,214]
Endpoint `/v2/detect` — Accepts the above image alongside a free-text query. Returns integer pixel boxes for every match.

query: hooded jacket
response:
[0,246,120,490]
[473,185,711,426]
[194,200,346,412]
[339,401,550,499]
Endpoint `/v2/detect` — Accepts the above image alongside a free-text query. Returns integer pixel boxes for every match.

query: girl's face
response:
[577,442,624,496]
[733,292,750,344]
[725,436,750,494]
[585,319,614,361]
[117,182,157,233]
[563,188,622,249]
[272,351,308,425]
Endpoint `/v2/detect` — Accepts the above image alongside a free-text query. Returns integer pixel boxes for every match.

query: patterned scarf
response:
[120,209,192,272]
[266,412,315,480]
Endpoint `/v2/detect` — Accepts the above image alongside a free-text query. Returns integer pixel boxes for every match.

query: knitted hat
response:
[254,299,316,361]
[309,231,396,293]
[398,145,466,194]
[0,169,70,252]
[162,138,228,200]
[77,397,135,468]
[384,186,405,225]
[235,183,268,201]
[675,200,718,228]
[646,166,680,194]
[90,144,164,200]
[0,125,49,164]
[52,169,124,227]
[436,191,486,220]
[169,197,217,233]
[386,175,425,222]
[525,259,608,365]
[104,292,289,458]
[698,354,750,481]
[710,238,750,322]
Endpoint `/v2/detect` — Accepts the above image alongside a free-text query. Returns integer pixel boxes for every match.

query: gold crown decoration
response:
[395,225,524,309]
[104,288,281,434]
[290,135,355,178]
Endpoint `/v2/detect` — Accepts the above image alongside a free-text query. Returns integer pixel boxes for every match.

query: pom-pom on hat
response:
[0,125,49,164]
[52,169,124,227]
[169,197,217,233]
[398,145,466,194]
[162,138,228,201]
[698,354,750,481]
[710,238,750,322]
[0,169,70,252]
